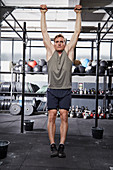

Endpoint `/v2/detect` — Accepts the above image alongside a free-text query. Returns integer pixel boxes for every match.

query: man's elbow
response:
[41,28,46,34]
[75,30,81,37]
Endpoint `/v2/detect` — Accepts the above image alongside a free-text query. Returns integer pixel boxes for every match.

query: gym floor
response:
[0,113,113,170]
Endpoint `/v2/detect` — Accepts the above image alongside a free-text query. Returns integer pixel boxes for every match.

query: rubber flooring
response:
[0,113,113,170]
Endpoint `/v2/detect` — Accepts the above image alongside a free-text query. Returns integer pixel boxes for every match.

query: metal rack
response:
[0,1,113,133]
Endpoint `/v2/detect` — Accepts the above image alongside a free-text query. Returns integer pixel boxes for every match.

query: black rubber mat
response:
[0,113,113,170]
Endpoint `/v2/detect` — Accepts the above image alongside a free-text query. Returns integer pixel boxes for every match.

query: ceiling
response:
[0,0,113,41]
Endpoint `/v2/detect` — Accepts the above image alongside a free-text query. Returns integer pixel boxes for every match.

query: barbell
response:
[0,6,113,10]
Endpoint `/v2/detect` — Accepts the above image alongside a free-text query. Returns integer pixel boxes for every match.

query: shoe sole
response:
[58,153,66,158]
[51,152,58,158]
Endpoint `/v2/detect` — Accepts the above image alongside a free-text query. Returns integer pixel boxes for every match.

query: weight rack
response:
[0,0,113,133]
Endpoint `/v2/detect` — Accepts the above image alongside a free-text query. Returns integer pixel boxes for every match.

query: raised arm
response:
[40,5,54,61]
[65,5,82,60]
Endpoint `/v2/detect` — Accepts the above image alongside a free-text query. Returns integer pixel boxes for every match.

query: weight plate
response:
[12,82,16,92]
[11,100,18,105]
[1,82,11,92]
[24,104,34,116]
[0,101,2,110]
[24,99,36,108]
[16,82,22,92]
[4,100,7,110]
[5,99,9,110]
[1,101,4,110]
[7,100,11,110]
[0,83,2,92]
[9,104,21,115]
[16,82,30,92]
[12,99,36,108]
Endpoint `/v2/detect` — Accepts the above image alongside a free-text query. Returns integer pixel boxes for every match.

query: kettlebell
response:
[33,65,42,72]
[28,60,37,68]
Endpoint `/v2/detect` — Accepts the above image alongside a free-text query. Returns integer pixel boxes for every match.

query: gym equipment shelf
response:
[71,94,105,99]
[0,92,46,97]
[0,71,110,76]
[72,73,107,76]
[1,71,113,76]
[1,92,113,99]
[0,71,47,75]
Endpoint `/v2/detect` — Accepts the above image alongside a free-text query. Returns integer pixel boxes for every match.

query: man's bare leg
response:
[60,109,68,144]
[58,109,68,158]
[47,109,57,144]
[47,109,58,157]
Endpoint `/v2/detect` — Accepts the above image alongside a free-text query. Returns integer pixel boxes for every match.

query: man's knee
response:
[60,109,68,122]
[48,110,57,123]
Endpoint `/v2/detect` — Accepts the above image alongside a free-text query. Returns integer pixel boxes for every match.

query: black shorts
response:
[47,88,71,111]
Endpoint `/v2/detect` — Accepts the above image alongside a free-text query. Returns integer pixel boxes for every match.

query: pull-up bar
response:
[0,6,113,10]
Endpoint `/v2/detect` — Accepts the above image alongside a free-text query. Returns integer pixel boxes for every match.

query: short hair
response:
[54,34,67,44]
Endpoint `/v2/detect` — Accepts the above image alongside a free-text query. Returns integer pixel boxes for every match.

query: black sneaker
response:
[58,144,66,158]
[50,143,58,157]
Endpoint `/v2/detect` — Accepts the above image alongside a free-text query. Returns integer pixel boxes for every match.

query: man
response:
[40,4,82,158]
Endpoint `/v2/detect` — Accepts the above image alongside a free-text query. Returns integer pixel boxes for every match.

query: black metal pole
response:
[12,38,14,62]
[0,0,1,81]
[110,40,112,59]
[91,41,94,61]
[74,47,76,60]
[21,22,26,133]
[107,75,112,108]
[103,74,107,113]
[29,39,31,60]
[95,23,100,128]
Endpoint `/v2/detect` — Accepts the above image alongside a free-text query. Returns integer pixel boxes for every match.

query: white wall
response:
[0,0,113,83]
